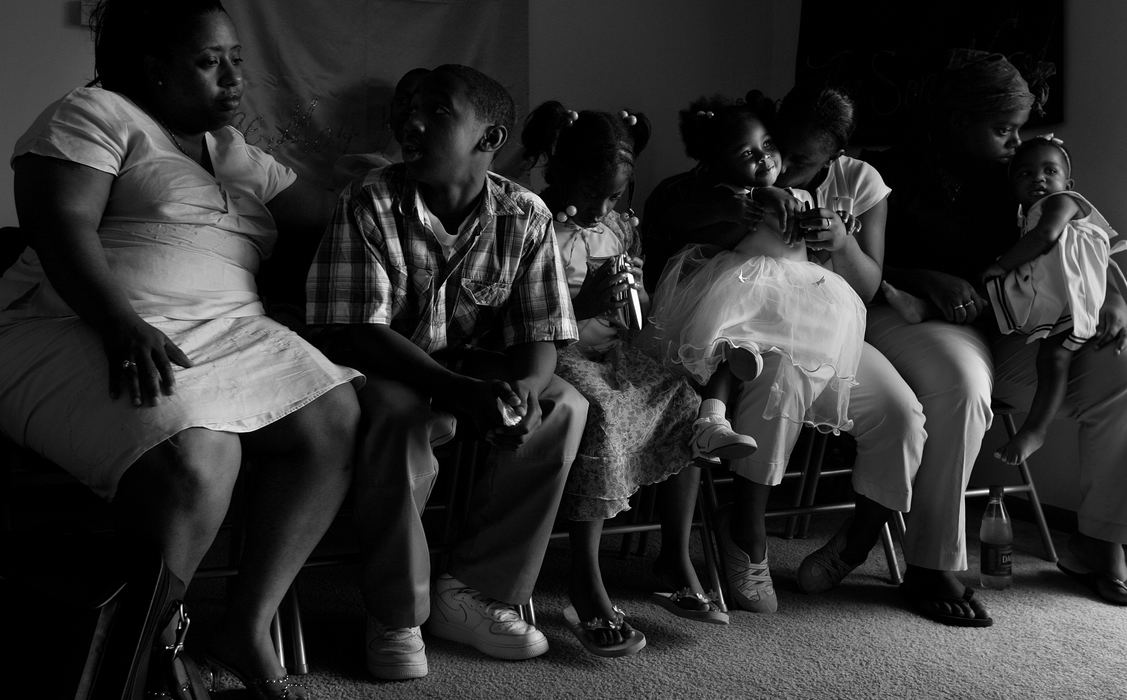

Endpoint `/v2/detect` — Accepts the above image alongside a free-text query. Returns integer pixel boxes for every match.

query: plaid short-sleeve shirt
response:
[306,164,578,354]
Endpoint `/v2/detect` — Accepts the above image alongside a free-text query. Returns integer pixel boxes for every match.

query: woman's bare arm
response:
[13,154,190,404]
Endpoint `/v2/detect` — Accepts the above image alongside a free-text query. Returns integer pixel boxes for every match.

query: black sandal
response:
[649,588,729,624]
[901,583,993,628]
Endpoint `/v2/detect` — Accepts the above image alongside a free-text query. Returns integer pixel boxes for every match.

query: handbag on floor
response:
[76,542,211,700]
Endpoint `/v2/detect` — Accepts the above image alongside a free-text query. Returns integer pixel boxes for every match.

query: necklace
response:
[157,119,213,174]
[158,119,189,156]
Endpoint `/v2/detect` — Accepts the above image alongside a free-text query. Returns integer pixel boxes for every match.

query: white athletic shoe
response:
[690,417,758,463]
[365,617,427,680]
[426,575,548,660]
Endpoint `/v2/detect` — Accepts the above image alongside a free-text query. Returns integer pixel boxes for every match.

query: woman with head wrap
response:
[865,50,1127,622]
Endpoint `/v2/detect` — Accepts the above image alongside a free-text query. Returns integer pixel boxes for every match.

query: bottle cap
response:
[989,485,1005,498]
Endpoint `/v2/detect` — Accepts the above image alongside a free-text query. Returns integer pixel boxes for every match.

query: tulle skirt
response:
[650,246,866,433]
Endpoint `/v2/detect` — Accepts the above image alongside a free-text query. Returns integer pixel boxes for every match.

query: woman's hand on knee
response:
[103,314,192,407]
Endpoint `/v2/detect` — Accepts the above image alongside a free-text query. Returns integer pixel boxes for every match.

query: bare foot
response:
[568,568,635,647]
[993,428,1045,464]
[1071,532,1127,581]
[902,566,991,624]
[881,281,933,324]
[653,551,707,596]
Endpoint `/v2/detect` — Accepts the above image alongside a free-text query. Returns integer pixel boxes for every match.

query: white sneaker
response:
[365,617,427,680]
[426,575,548,660]
[691,417,758,463]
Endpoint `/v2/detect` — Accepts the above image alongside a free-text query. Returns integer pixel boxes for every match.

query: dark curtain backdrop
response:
[224,0,529,189]
[795,0,1064,146]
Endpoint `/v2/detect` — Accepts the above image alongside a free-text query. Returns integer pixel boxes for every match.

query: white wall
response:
[0,0,799,226]
[527,0,799,203]
[1,2,94,226]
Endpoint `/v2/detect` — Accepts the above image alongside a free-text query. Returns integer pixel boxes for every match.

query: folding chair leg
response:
[699,467,732,605]
[285,585,308,675]
[518,598,537,627]
[796,433,828,538]
[879,522,902,584]
[271,611,286,670]
[1001,413,1059,563]
[696,483,727,613]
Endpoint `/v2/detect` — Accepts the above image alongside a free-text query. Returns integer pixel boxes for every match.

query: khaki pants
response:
[353,373,587,628]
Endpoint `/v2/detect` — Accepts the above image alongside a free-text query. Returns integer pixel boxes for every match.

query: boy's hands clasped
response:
[444,375,542,450]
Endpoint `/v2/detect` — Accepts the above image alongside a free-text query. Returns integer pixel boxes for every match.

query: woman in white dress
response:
[2,1,361,696]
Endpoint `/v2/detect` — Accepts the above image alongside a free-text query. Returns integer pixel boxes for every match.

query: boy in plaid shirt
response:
[306,64,586,680]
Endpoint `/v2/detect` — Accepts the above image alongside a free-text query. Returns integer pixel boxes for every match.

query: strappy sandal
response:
[649,588,729,624]
[716,508,777,613]
[1058,560,1127,606]
[562,605,647,658]
[204,653,307,700]
[650,563,729,624]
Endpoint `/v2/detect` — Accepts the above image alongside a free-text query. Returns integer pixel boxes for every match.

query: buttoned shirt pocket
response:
[461,278,511,307]
[451,276,511,346]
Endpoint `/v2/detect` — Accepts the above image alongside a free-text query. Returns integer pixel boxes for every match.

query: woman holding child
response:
[869,49,1127,610]
[643,89,924,617]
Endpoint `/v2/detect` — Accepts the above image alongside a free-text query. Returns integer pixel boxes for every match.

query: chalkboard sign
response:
[795,0,1063,146]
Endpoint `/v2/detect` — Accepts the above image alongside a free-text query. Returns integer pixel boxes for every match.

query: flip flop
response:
[901,584,993,628]
[1057,560,1127,606]
[562,605,646,658]
[649,589,729,625]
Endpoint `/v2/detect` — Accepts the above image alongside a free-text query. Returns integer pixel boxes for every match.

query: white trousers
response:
[993,329,1127,544]
[729,339,926,516]
[865,306,995,571]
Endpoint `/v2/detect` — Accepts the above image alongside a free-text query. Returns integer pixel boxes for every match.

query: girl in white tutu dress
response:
[651,94,866,443]
[648,93,867,612]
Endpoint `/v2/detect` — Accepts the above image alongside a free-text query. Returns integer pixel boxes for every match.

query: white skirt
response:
[650,247,866,433]
[0,314,363,499]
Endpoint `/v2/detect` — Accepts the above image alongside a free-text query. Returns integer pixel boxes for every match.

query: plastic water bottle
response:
[979,485,1013,589]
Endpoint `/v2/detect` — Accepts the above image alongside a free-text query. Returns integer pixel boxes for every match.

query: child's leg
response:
[994,334,1073,465]
[692,363,758,461]
[654,466,706,593]
[731,476,771,562]
[718,475,778,613]
[567,518,637,646]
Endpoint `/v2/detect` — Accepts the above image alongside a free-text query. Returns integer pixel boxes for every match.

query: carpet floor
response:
[189,506,1127,699]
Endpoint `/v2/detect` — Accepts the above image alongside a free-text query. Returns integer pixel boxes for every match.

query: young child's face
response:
[712,115,780,188]
[1011,143,1072,208]
[400,72,492,185]
[563,163,631,228]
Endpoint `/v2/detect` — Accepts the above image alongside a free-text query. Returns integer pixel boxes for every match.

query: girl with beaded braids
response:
[520,102,731,658]
[647,92,867,614]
